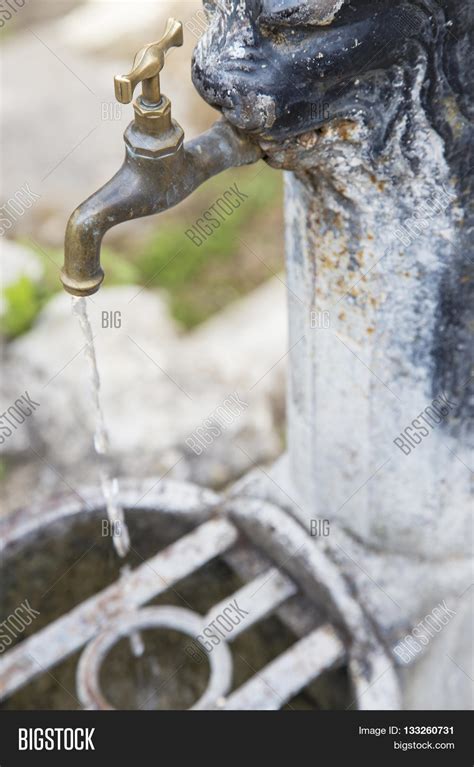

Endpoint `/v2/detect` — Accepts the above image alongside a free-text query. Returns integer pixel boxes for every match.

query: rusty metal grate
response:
[0,480,401,710]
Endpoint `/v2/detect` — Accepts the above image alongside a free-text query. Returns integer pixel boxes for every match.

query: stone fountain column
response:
[192,0,473,709]
[276,114,472,709]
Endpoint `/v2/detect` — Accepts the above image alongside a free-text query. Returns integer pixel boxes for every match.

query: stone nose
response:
[220,0,262,46]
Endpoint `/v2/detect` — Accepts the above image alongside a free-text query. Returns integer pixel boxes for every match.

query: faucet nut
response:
[124,117,184,159]
[132,93,173,132]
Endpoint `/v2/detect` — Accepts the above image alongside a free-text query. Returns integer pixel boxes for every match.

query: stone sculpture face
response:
[192,0,473,425]
[192,0,471,153]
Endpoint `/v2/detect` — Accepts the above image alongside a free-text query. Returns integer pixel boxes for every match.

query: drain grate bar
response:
[222,625,345,710]
[203,567,298,640]
[0,517,237,702]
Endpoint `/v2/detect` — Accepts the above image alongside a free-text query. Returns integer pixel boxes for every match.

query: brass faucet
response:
[61,18,261,297]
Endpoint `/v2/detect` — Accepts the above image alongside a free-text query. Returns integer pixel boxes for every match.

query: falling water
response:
[72,297,130,558]
[72,297,145,658]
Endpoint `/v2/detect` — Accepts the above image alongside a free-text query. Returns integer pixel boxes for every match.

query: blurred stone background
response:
[0,0,287,513]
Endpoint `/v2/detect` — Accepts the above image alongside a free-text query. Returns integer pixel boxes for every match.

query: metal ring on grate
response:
[76,607,233,710]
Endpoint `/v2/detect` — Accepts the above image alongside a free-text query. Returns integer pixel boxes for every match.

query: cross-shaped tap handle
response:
[114,18,183,107]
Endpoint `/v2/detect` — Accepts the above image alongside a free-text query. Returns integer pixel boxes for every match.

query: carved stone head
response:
[192,0,472,165]
[192,0,473,428]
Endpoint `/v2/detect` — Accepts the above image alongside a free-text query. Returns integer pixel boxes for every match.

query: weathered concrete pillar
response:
[193,0,473,708]
[280,112,471,558]
[279,122,472,708]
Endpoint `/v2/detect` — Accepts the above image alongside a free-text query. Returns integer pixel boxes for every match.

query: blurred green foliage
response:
[136,162,281,327]
[1,276,43,337]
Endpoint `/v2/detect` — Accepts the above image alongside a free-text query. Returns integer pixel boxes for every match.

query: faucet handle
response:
[114,18,183,107]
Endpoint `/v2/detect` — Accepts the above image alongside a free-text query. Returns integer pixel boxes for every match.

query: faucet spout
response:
[62,120,262,297]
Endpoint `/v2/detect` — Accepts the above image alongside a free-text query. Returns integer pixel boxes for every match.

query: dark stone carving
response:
[192,0,473,428]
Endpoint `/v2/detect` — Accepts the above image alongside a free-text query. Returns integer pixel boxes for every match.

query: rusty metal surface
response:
[0,516,237,702]
[0,479,401,710]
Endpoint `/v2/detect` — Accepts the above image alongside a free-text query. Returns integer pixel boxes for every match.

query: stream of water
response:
[72,297,131,558]
[72,297,144,658]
